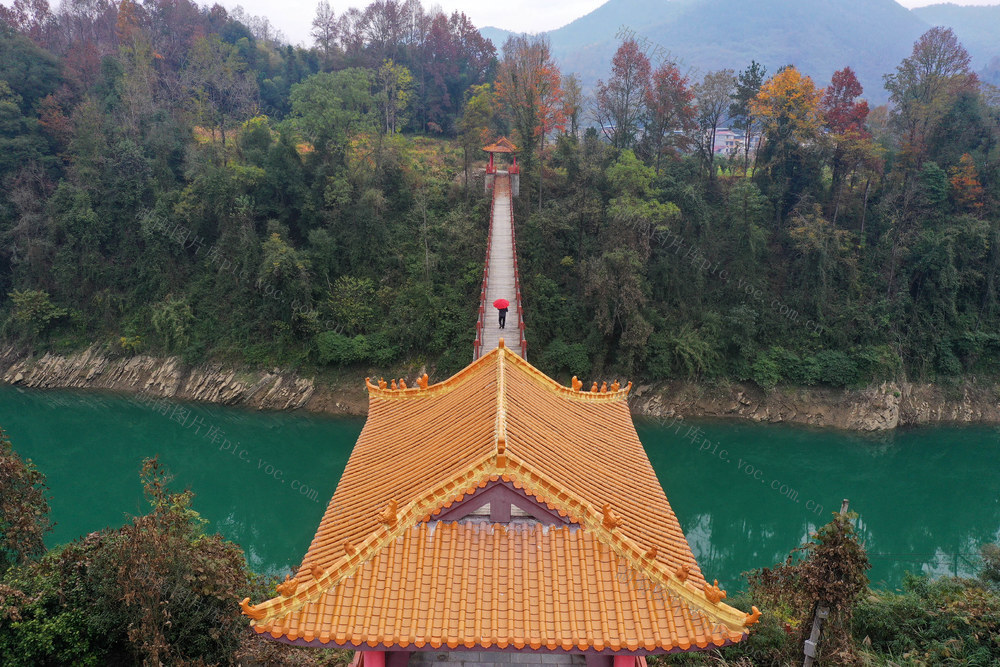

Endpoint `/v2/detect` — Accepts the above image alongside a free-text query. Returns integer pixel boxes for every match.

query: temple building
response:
[240,341,759,666]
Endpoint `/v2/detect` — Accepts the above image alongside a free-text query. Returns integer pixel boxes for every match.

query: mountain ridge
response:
[480,0,1000,104]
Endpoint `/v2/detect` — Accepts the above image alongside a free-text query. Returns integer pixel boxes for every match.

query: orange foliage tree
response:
[751,66,823,220]
[949,153,984,212]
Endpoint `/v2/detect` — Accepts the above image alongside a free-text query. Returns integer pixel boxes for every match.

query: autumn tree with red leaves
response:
[642,60,696,175]
[494,34,563,207]
[822,67,878,223]
[593,39,650,150]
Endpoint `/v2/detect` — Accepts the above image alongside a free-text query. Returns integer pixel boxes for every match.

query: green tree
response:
[327,275,376,335]
[375,59,412,135]
[151,297,194,353]
[7,289,67,338]
[287,68,375,158]
[183,35,259,148]
[458,83,493,190]
[729,60,767,174]
[884,27,978,170]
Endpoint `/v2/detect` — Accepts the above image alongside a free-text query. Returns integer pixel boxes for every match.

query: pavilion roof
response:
[482,136,518,153]
[241,342,757,652]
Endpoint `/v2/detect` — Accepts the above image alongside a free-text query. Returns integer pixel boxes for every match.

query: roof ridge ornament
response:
[276,575,299,597]
[378,500,398,526]
[496,436,507,468]
[240,597,265,620]
[601,503,622,530]
[704,580,727,604]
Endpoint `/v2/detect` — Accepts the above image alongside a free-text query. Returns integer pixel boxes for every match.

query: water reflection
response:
[638,417,1000,590]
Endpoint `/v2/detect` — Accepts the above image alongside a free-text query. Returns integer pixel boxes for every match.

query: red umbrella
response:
[493,298,509,310]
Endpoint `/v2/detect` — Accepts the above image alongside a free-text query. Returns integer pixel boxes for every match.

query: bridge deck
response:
[476,175,523,359]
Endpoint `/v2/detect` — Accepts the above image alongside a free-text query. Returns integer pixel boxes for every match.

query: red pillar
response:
[613,656,637,667]
[362,651,386,667]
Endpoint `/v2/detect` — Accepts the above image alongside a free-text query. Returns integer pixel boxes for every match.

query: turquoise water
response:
[2,385,998,590]
[638,417,1000,589]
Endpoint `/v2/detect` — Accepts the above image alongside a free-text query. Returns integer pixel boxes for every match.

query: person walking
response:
[493,298,509,329]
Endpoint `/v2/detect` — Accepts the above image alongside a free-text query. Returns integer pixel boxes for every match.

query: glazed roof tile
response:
[242,343,756,652]
[482,136,518,153]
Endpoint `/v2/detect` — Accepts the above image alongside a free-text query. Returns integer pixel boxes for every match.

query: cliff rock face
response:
[629,381,1000,431]
[0,345,318,412]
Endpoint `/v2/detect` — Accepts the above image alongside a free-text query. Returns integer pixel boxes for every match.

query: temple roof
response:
[241,342,757,652]
[482,136,518,153]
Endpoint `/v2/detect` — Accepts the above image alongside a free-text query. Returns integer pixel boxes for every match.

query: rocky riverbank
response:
[629,380,1000,431]
[0,345,367,415]
[2,346,998,430]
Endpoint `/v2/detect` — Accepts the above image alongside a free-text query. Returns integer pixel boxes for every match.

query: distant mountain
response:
[912,3,1000,67]
[479,0,1000,105]
[479,26,517,49]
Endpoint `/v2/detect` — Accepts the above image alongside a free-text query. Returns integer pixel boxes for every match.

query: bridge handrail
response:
[473,184,497,360]
[508,188,527,359]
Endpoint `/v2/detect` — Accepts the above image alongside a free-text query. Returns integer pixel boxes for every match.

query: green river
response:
[1,385,998,590]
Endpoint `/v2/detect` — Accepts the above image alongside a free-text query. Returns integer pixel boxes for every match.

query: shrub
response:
[0,427,52,573]
[151,297,194,353]
[751,346,804,389]
[746,512,870,664]
[7,289,67,339]
[814,350,860,387]
[935,339,963,377]
[852,345,902,383]
[853,574,1000,664]
[364,331,400,367]
[751,353,782,390]
[315,331,365,365]
[0,457,350,666]
[982,543,1000,590]
[541,339,591,378]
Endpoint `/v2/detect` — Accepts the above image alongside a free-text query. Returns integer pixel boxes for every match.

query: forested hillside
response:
[0,0,495,377]
[1,0,998,393]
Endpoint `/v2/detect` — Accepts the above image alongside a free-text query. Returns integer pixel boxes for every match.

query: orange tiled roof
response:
[482,136,518,153]
[242,342,757,652]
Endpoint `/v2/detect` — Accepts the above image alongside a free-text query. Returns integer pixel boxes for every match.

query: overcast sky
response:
[219,0,1000,47]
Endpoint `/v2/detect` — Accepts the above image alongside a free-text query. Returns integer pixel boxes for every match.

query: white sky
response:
[220,0,999,47]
